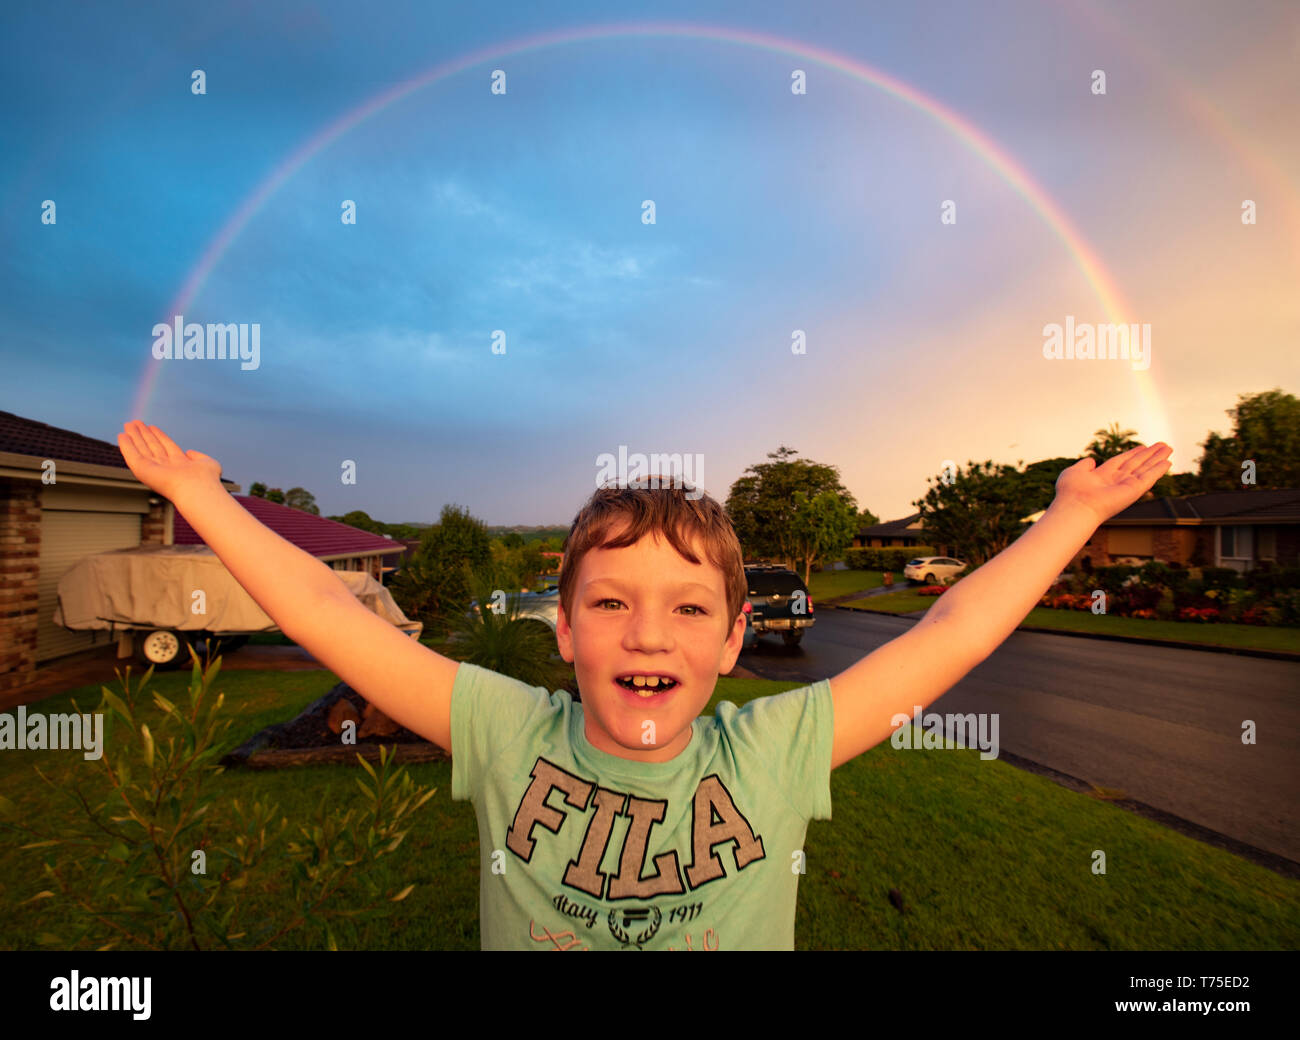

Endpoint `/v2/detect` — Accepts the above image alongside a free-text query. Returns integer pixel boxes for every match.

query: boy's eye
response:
[594,598,707,615]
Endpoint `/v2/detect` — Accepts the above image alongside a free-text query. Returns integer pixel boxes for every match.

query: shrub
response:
[844,547,938,572]
[1094,565,1138,593]
[0,651,436,951]
[449,568,572,692]
[1200,567,1241,593]
[1272,588,1300,626]
[1246,564,1300,599]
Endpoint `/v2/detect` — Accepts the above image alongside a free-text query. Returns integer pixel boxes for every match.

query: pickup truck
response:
[53,544,422,668]
[743,565,815,648]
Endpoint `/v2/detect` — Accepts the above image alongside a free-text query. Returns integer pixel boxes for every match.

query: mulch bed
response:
[220,682,449,769]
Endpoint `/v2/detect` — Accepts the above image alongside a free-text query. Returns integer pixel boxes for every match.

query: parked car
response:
[469,587,560,631]
[743,565,815,648]
[903,556,967,585]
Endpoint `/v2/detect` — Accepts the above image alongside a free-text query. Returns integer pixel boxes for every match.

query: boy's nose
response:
[623,612,674,651]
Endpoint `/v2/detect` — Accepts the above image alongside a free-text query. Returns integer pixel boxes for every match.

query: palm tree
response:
[1086,422,1141,462]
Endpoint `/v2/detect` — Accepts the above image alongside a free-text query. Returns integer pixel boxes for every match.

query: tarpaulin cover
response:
[53,544,421,637]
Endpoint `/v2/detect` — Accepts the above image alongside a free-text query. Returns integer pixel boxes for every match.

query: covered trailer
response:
[53,544,422,668]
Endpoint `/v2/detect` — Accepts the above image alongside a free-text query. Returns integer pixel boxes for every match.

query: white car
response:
[903,556,967,586]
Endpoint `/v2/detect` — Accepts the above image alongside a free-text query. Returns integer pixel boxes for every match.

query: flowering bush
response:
[1129,608,1157,619]
[918,585,947,596]
[1178,606,1221,623]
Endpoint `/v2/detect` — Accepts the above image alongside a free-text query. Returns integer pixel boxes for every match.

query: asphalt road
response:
[740,608,1300,865]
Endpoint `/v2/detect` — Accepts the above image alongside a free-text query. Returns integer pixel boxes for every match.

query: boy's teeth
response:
[619,675,675,693]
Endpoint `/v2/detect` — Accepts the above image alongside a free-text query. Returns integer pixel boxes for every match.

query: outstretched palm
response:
[1055,443,1173,523]
[116,421,223,500]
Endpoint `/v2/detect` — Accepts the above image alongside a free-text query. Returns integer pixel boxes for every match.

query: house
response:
[852,489,1300,574]
[1070,487,1300,572]
[0,410,407,694]
[852,514,959,558]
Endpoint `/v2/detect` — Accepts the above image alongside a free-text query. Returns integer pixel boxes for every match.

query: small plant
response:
[0,648,436,951]
[449,567,572,690]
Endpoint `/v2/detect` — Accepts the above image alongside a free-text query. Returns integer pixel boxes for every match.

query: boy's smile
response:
[556,522,745,763]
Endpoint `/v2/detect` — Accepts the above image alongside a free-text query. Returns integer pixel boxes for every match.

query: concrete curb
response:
[828,603,1300,662]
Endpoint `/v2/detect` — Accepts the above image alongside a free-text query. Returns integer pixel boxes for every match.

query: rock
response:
[326,698,361,735]
[358,700,401,738]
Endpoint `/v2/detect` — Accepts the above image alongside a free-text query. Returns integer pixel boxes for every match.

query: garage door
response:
[37,511,142,662]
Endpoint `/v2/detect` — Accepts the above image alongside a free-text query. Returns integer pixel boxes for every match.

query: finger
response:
[1116,443,1165,479]
[120,422,154,462]
[137,423,168,460]
[148,424,186,461]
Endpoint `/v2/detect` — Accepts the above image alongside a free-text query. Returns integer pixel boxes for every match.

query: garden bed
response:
[220,682,448,769]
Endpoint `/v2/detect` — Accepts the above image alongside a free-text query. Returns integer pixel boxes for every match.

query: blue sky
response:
[2,0,1296,525]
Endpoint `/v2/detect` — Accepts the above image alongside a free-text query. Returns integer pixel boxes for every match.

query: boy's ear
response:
[556,603,574,662]
[718,612,745,674]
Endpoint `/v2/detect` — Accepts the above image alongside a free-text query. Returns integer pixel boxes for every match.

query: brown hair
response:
[558,477,747,641]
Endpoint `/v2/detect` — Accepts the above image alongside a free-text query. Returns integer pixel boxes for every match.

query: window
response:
[1220,526,1253,560]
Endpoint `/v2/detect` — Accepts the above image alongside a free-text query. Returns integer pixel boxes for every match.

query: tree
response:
[248,481,267,498]
[284,487,320,515]
[913,459,1053,566]
[332,510,382,533]
[790,489,860,584]
[264,487,285,505]
[394,504,493,634]
[1193,388,1299,491]
[725,446,858,569]
[1086,423,1141,462]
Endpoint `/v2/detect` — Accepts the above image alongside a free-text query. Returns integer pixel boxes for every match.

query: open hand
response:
[1054,443,1173,524]
[116,421,223,501]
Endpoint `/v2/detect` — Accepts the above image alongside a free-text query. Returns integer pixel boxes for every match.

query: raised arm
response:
[116,421,459,752]
[828,443,1173,769]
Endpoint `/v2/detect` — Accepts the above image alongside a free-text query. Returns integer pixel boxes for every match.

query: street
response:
[739,608,1300,865]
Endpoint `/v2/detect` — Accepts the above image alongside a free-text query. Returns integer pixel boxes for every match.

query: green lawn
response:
[839,589,941,614]
[806,568,888,601]
[840,590,1300,652]
[1,667,1295,950]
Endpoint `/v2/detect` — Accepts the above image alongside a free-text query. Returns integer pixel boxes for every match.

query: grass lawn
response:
[841,590,1300,652]
[1,666,1295,950]
[806,569,888,601]
[839,589,941,614]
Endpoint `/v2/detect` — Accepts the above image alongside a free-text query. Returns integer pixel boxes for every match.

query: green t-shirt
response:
[450,661,834,950]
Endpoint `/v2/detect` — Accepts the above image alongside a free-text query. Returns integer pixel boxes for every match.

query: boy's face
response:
[555,521,746,762]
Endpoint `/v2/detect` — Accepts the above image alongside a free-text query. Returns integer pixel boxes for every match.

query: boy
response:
[116,421,1172,950]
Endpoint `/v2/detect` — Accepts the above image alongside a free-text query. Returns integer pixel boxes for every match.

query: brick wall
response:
[0,478,41,694]
[141,498,168,546]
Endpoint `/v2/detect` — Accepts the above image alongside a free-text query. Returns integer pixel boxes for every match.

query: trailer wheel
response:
[137,629,188,670]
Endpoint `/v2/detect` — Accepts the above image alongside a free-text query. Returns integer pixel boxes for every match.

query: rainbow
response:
[132,21,1170,440]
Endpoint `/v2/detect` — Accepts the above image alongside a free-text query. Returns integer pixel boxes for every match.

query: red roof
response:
[0,410,236,488]
[174,495,404,559]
